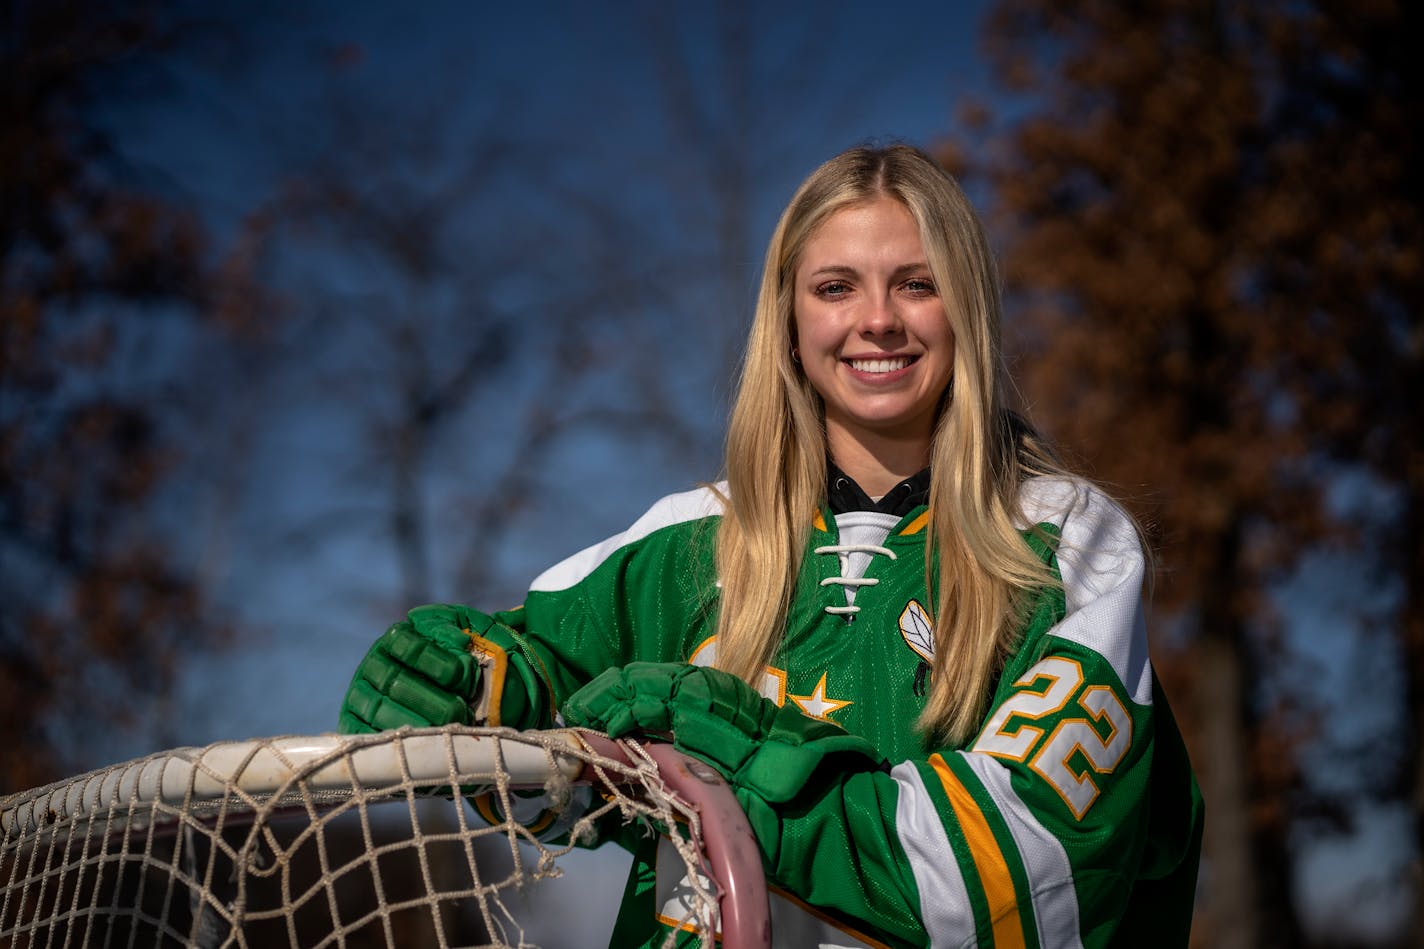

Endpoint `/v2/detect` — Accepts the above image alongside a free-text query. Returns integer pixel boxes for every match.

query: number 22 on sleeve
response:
[971,657,1132,819]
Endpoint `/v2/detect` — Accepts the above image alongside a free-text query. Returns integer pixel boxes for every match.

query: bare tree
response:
[0,0,247,789]
[220,0,915,627]
[209,43,692,625]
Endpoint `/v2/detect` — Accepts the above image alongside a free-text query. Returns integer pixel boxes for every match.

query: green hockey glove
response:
[562,662,882,805]
[339,603,541,733]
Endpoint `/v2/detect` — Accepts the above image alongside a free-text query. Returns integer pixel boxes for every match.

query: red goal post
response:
[0,726,769,949]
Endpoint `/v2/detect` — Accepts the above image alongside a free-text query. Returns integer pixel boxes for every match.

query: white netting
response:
[0,726,723,948]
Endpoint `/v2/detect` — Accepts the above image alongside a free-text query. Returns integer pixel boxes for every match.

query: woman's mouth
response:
[844,355,917,374]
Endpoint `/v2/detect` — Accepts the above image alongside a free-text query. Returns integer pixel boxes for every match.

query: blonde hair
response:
[714,144,1067,745]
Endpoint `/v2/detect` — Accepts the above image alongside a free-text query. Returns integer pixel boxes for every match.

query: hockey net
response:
[0,726,767,949]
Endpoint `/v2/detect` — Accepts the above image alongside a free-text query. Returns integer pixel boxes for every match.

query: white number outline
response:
[972,657,1133,821]
[1029,685,1133,819]
[973,657,1082,761]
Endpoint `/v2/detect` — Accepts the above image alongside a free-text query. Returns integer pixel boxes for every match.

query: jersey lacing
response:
[813,543,897,620]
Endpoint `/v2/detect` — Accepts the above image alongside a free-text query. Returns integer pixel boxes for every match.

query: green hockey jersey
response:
[477,476,1202,948]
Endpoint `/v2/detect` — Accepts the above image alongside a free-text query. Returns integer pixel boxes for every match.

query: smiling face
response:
[792,196,955,468]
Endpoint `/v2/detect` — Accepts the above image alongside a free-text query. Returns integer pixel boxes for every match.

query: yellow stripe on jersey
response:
[813,509,828,532]
[929,754,1026,949]
[899,511,930,535]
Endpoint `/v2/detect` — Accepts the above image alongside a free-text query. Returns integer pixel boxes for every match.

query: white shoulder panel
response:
[1016,477,1153,705]
[528,483,727,593]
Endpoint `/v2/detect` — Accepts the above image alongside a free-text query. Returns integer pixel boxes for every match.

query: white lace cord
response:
[813,543,897,618]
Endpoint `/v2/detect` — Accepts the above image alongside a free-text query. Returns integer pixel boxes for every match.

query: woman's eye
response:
[815,281,851,297]
[903,278,937,296]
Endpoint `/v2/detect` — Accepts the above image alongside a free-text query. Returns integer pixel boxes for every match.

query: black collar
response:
[826,462,931,517]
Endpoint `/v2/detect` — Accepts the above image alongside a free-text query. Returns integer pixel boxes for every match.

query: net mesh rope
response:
[0,726,720,948]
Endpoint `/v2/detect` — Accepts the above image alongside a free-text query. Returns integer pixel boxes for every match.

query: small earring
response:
[791,347,801,364]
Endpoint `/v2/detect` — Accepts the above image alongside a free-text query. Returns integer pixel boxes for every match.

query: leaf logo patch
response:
[899,599,934,661]
[899,600,934,697]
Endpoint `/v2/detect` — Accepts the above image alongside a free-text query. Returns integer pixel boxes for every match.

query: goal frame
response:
[1,726,769,949]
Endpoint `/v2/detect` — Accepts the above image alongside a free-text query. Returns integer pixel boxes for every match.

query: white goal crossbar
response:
[0,726,769,949]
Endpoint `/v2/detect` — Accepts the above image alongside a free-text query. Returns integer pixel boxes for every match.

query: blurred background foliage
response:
[1,0,1417,945]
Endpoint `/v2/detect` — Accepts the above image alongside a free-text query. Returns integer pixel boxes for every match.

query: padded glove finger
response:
[406,603,496,655]
[380,619,481,693]
[668,667,879,802]
[563,662,681,738]
[338,610,485,733]
[340,670,472,731]
[564,662,881,804]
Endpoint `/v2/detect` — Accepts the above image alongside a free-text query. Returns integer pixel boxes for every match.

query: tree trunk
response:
[1194,515,1307,948]
[1194,519,1259,948]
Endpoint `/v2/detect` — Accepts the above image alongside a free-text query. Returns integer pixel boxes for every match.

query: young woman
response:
[339,144,1203,948]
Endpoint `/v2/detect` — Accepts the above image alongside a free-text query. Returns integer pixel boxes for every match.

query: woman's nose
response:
[859,292,903,335]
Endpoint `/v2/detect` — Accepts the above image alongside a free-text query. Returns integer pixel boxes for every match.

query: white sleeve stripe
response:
[1016,477,1153,705]
[958,751,1085,949]
[890,762,976,949]
[529,484,727,592]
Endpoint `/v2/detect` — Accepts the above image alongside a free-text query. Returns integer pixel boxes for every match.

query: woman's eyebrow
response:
[805,264,858,278]
[889,262,932,279]
[804,262,931,279]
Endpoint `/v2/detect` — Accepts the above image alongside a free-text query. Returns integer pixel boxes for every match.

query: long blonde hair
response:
[714,144,1065,746]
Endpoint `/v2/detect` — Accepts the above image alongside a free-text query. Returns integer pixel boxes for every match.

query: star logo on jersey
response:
[899,599,934,697]
[789,672,852,722]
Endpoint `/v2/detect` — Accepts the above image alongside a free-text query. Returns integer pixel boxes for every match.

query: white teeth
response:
[847,357,911,373]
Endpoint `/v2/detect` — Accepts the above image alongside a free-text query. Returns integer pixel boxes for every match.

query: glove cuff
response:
[469,632,516,726]
[468,622,549,729]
